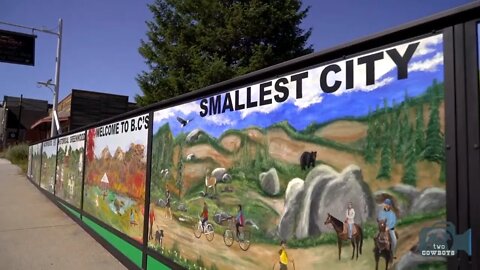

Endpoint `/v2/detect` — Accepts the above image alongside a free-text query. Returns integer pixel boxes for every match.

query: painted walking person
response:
[149,203,156,240]
[273,240,295,270]
[235,204,245,239]
[200,201,209,232]
[165,189,172,220]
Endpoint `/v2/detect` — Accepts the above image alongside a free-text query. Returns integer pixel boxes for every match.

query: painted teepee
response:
[101,172,109,187]
[100,172,109,199]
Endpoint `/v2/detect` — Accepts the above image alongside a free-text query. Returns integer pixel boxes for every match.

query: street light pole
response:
[51,18,63,137]
[0,19,63,137]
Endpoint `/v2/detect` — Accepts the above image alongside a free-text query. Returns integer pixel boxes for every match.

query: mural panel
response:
[148,34,446,270]
[84,114,149,242]
[40,139,57,193]
[55,132,85,208]
[27,145,32,178]
[31,143,42,184]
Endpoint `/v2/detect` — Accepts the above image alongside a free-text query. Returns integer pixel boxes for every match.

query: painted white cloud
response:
[153,101,199,123]
[204,113,236,126]
[409,52,443,72]
[152,34,443,121]
[404,34,442,60]
[360,76,395,92]
[308,34,443,98]
[293,69,323,110]
[92,115,149,159]
[224,80,296,119]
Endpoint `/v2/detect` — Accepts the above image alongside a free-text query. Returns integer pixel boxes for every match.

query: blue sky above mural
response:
[91,115,149,159]
[154,34,444,138]
[43,140,58,156]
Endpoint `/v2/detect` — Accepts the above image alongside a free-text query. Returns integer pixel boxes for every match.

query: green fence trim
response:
[82,216,143,268]
[147,255,171,270]
[59,202,81,219]
[58,200,171,269]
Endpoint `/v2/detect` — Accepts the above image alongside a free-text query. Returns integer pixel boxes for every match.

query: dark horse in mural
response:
[324,213,363,260]
[373,219,395,270]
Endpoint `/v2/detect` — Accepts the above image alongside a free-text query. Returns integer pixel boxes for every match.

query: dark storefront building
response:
[30,89,138,138]
[0,96,49,149]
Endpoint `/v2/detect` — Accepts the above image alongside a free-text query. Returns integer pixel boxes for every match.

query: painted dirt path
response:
[148,206,443,270]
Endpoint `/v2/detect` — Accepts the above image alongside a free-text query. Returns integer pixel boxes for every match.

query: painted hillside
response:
[151,80,445,201]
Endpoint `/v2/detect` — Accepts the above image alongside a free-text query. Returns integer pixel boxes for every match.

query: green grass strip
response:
[147,255,171,270]
[82,216,143,268]
[59,202,81,219]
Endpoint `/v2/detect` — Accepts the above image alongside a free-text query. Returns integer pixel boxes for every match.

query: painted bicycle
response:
[193,218,214,241]
[222,216,251,251]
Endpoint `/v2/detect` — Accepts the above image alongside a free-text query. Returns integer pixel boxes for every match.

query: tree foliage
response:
[402,125,417,186]
[136,0,313,105]
[424,80,444,163]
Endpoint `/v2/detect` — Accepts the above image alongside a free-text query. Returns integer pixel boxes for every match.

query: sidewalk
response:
[0,159,126,270]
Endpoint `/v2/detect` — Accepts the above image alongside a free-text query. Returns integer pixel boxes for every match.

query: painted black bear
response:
[300,151,317,170]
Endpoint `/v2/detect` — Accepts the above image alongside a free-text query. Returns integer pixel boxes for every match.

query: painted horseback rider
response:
[377,198,398,260]
[345,202,355,239]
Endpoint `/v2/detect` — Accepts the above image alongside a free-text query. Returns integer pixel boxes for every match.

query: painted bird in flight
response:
[176,116,193,127]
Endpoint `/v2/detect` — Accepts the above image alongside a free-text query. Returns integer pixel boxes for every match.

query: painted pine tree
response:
[175,133,185,198]
[415,104,425,157]
[396,93,411,163]
[377,140,392,180]
[424,81,444,163]
[376,116,392,180]
[390,99,402,163]
[439,161,446,183]
[402,125,417,186]
[363,107,377,163]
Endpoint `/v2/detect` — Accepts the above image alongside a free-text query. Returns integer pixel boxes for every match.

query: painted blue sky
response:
[32,143,42,155]
[42,139,57,157]
[57,131,84,152]
[0,0,469,104]
[154,35,444,138]
[91,115,148,159]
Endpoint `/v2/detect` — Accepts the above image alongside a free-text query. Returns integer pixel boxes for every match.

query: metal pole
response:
[17,94,23,142]
[50,18,62,137]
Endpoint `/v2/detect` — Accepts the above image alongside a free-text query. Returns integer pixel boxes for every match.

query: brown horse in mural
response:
[374,219,392,270]
[324,213,363,260]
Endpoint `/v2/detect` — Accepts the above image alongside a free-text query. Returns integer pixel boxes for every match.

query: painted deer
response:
[204,169,217,195]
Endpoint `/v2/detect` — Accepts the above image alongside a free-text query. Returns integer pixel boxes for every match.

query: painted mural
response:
[83,114,149,242]
[55,132,85,208]
[27,145,32,178]
[31,143,42,184]
[148,34,446,270]
[40,139,57,193]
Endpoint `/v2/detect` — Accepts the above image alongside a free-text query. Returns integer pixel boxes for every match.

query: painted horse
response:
[324,213,363,260]
[374,219,392,270]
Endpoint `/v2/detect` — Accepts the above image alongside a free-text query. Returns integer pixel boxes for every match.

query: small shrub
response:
[5,143,29,172]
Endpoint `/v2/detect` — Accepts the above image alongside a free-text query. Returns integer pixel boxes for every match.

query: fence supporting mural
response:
[26,2,480,270]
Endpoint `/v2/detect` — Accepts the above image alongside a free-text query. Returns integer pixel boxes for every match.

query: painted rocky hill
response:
[150,81,446,227]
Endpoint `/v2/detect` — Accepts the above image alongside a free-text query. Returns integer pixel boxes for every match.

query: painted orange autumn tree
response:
[86,129,96,163]
[85,128,97,185]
